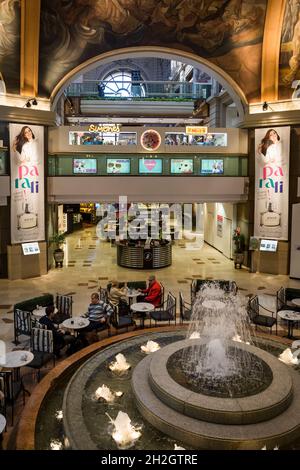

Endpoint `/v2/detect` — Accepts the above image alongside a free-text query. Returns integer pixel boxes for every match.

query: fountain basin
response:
[132,339,300,449]
[146,339,292,424]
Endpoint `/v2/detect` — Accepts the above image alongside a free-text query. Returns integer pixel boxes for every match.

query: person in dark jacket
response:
[39,305,75,357]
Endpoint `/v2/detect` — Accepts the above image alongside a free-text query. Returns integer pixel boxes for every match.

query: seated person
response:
[83,292,113,331]
[39,306,75,357]
[137,275,162,307]
[108,281,130,315]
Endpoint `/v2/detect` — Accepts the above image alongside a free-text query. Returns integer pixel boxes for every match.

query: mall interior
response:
[1,0,300,452]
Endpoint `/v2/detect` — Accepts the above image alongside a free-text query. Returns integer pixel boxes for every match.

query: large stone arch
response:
[50,46,248,121]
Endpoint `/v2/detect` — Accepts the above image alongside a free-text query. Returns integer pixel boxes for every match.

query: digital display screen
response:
[22,242,40,255]
[201,159,224,174]
[260,239,278,252]
[73,159,97,174]
[107,158,131,174]
[170,159,193,174]
[139,158,162,174]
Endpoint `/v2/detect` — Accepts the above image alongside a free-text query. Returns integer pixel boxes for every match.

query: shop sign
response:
[89,124,121,133]
[9,123,45,244]
[185,126,207,135]
[254,127,290,240]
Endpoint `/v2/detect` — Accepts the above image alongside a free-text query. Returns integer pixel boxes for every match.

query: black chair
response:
[28,328,56,381]
[179,292,192,323]
[55,294,73,323]
[247,295,277,335]
[13,309,32,345]
[109,304,135,334]
[150,293,176,326]
[99,286,109,303]
[0,370,19,426]
[154,282,165,310]
[276,287,300,312]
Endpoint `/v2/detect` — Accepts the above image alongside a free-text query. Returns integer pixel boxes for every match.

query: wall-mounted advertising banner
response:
[254,126,290,240]
[9,124,45,244]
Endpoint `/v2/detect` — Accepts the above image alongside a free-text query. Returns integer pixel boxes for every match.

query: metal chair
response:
[150,293,177,326]
[179,292,192,323]
[13,309,32,345]
[155,282,165,310]
[99,286,109,303]
[0,371,17,426]
[28,328,56,381]
[247,295,277,335]
[55,294,73,323]
[109,304,135,334]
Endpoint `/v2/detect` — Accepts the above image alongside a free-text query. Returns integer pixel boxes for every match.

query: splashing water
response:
[175,284,268,397]
[141,340,160,354]
[94,384,123,402]
[109,353,131,372]
[106,411,141,449]
[278,348,300,365]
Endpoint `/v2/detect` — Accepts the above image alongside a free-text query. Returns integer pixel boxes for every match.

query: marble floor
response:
[1,225,300,351]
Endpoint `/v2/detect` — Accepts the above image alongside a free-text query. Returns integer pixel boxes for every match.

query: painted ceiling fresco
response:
[39,0,267,102]
[279,0,300,100]
[0,0,20,94]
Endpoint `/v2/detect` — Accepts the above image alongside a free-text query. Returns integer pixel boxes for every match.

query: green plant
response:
[49,232,66,250]
[233,227,245,254]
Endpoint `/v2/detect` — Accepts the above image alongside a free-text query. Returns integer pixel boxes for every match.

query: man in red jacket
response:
[138,275,162,307]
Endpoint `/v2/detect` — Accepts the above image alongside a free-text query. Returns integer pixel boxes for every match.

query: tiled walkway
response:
[1,226,300,350]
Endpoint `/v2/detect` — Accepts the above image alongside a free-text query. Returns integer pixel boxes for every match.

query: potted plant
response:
[232,227,245,269]
[49,232,66,267]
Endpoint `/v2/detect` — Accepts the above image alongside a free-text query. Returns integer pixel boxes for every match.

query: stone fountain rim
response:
[148,338,293,424]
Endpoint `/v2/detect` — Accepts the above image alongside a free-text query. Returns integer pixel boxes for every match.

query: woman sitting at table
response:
[108,280,130,315]
[39,306,75,357]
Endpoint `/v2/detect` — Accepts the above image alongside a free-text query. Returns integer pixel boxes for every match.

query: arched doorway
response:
[50,46,248,121]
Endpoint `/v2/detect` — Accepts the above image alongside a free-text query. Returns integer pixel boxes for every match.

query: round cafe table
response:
[32,306,58,319]
[131,302,154,328]
[126,289,140,306]
[278,310,300,339]
[61,317,90,336]
[0,414,6,449]
[0,350,34,396]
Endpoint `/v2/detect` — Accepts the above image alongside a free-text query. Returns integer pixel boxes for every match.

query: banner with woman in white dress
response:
[9,124,45,244]
[254,127,290,240]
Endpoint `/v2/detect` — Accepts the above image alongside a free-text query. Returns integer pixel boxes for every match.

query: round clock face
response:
[140,130,161,151]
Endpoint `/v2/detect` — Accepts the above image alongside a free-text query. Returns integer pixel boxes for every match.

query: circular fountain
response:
[32,284,300,450]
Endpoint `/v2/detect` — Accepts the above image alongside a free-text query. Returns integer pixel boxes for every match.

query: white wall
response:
[204,202,235,258]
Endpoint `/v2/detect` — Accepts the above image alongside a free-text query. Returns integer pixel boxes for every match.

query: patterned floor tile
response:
[78,283,88,286]
[0,305,13,309]
[177,280,188,284]
[2,318,14,323]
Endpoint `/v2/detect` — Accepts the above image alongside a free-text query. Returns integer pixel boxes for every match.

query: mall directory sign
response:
[254,127,290,240]
[9,124,45,244]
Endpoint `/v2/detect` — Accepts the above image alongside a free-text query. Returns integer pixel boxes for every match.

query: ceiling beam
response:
[261,0,286,102]
[20,0,41,97]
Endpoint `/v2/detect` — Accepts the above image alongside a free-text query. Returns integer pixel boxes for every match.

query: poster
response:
[254,127,290,240]
[217,214,223,238]
[9,124,45,244]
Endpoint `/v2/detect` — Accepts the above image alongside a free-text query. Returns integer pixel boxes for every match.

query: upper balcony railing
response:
[66,80,211,101]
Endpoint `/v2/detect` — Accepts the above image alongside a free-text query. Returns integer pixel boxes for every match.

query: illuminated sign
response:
[185,126,208,135]
[88,124,121,133]
[22,242,40,255]
[140,130,161,151]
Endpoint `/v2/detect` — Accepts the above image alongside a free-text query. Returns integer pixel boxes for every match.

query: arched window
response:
[101,70,145,98]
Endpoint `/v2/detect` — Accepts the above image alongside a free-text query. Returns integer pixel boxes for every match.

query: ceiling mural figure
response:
[0,0,20,94]
[39,0,267,102]
[280,0,300,99]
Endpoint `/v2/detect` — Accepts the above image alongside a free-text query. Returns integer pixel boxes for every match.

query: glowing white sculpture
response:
[106,411,141,449]
[109,353,131,372]
[94,384,123,402]
[141,340,160,354]
[278,348,300,365]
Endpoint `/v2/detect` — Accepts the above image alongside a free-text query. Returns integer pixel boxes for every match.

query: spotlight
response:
[262,101,268,111]
[24,98,38,108]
